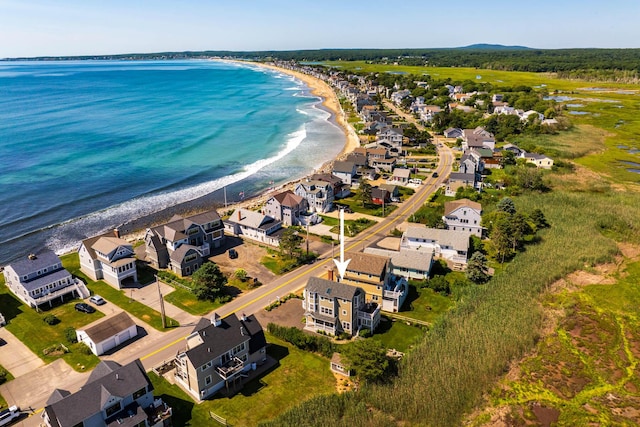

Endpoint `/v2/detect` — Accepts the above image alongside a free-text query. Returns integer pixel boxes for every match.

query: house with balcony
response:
[295,179,335,213]
[224,209,283,247]
[310,173,349,199]
[42,359,172,427]
[263,190,313,226]
[364,247,434,281]
[79,234,137,288]
[3,251,89,309]
[174,313,267,401]
[303,277,380,336]
[338,252,408,313]
[401,226,472,271]
[443,198,483,237]
[145,210,225,277]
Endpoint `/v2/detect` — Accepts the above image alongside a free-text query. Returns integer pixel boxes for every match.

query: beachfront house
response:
[295,179,335,213]
[76,312,138,356]
[337,251,408,313]
[42,359,172,427]
[332,161,357,186]
[303,276,380,336]
[3,251,89,309]
[79,233,138,288]
[263,190,313,226]
[443,198,483,237]
[224,208,283,246]
[174,313,267,401]
[310,173,350,199]
[145,210,225,277]
[401,226,471,271]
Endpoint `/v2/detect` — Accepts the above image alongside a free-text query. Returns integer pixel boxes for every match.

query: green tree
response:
[279,227,303,260]
[342,340,390,384]
[501,150,517,166]
[359,179,373,207]
[192,262,227,301]
[488,212,515,263]
[509,212,533,251]
[496,197,517,215]
[234,268,247,281]
[530,208,549,229]
[466,252,489,284]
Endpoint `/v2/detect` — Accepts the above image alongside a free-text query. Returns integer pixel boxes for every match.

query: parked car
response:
[432,172,439,178]
[89,295,106,305]
[0,406,20,427]
[228,248,238,259]
[75,302,96,314]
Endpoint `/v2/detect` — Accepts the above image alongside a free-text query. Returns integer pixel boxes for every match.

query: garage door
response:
[102,337,117,353]
[120,329,131,342]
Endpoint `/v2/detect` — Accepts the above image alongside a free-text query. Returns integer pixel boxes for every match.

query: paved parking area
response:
[0,327,44,378]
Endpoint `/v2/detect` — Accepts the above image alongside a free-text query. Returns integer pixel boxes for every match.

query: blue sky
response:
[1,0,638,58]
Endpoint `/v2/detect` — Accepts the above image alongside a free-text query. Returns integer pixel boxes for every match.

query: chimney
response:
[28,253,37,260]
[115,373,120,380]
[240,327,247,336]
[237,210,242,221]
[327,268,334,281]
[211,313,221,327]
[114,228,120,238]
[240,312,247,321]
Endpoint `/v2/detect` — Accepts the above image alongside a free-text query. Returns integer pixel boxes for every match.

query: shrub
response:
[267,323,336,358]
[43,314,60,325]
[65,327,78,344]
[72,342,93,355]
[0,369,7,385]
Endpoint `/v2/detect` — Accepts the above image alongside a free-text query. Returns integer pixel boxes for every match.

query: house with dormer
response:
[42,359,171,427]
[401,226,471,271]
[310,173,349,199]
[3,251,89,309]
[145,210,225,277]
[303,276,380,336]
[295,179,335,212]
[174,313,267,401]
[443,199,483,237]
[376,127,404,150]
[79,234,137,288]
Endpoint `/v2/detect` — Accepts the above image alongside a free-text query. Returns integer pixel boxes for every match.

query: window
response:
[342,321,350,330]
[105,401,121,417]
[133,387,146,400]
[342,310,347,316]
[205,375,212,385]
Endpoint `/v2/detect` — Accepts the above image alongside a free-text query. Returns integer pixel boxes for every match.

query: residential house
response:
[521,110,544,122]
[174,313,267,401]
[76,312,138,356]
[401,226,471,270]
[418,105,442,123]
[459,154,481,175]
[263,190,311,226]
[345,152,367,169]
[444,127,463,139]
[524,152,554,169]
[371,187,391,205]
[391,168,411,185]
[379,184,400,200]
[502,143,525,157]
[462,128,495,151]
[391,89,411,105]
[445,172,477,197]
[443,198,483,237]
[303,276,380,336]
[145,210,225,277]
[3,251,89,309]
[364,247,434,281]
[224,209,283,247]
[42,359,172,427]
[370,157,396,173]
[310,173,349,199]
[79,234,137,288]
[330,353,351,377]
[376,127,403,150]
[339,251,408,313]
[332,161,357,186]
[295,179,335,212]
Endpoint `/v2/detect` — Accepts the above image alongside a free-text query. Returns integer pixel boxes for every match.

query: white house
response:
[332,161,357,186]
[443,199,483,237]
[401,226,472,271]
[524,153,554,169]
[224,209,283,246]
[76,312,138,356]
[391,168,411,185]
[79,235,137,289]
[295,179,335,213]
[3,251,89,309]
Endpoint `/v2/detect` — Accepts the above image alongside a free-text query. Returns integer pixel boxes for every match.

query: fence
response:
[209,411,229,426]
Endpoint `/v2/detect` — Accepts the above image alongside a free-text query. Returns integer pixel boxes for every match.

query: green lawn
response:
[371,316,425,353]
[0,364,15,409]
[60,253,179,331]
[319,215,377,237]
[401,286,454,323]
[0,276,101,371]
[148,334,336,426]
[164,287,221,316]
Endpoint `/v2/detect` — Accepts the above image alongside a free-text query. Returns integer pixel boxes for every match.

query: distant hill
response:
[458,43,532,50]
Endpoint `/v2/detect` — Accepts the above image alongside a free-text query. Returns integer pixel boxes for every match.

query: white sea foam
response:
[46,126,308,255]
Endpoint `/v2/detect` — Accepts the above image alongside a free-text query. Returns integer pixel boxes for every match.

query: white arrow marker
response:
[333,208,351,280]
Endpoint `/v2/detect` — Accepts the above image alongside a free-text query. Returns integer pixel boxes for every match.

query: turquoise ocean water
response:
[0,60,344,263]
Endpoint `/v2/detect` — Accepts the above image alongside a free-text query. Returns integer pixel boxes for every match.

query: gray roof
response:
[448,172,476,182]
[333,161,356,174]
[185,313,266,369]
[393,168,411,178]
[226,209,279,231]
[21,269,74,293]
[364,247,433,271]
[44,359,152,427]
[169,244,199,263]
[79,312,136,344]
[306,277,359,301]
[404,226,471,252]
[7,250,61,276]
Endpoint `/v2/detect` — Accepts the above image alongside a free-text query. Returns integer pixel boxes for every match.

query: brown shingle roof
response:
[444,199,482,216]
[345,252,388,277]
[80,312,135,344]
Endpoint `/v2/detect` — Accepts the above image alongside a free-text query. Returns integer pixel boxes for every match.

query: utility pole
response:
[156,275,167,329]
[306,222,310,256]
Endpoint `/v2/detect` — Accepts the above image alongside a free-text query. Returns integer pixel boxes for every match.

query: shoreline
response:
[118,61,359,242]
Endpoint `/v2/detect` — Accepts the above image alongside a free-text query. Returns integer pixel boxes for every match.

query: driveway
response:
[0,328,44,378]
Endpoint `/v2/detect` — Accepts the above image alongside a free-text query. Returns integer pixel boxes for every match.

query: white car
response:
[0,406,20,426]
[89,295,106,305]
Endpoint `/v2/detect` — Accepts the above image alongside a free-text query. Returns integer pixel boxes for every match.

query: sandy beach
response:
[118,60,360,241]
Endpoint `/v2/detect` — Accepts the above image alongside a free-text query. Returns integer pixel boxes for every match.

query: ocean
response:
[0,60,345,264]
